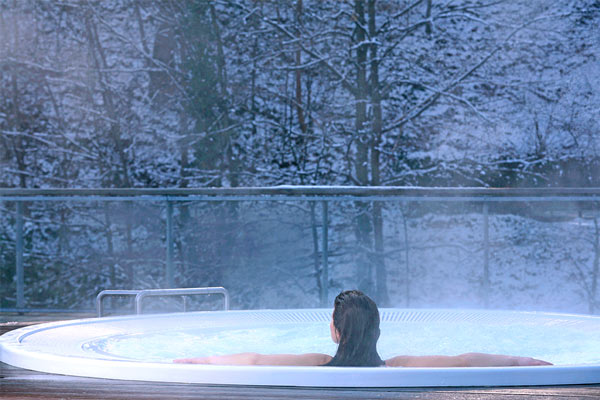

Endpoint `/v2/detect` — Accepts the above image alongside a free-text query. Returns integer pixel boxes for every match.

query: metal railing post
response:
[166,200,174,288]
[320,201,329,307]
[16,201,24,310]
[483,203,490,308]
[402,201,410,308]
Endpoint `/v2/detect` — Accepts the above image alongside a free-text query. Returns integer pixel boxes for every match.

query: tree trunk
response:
[84,10,131,187]
[209,2,228,98]
[209,2,238,188]
[368,0,389,306]
[310,202,322,301]
[104,203,116,288]
[353,0,373,294]
[425,0,432,35]
[294,0,307,134]
[354,0,369,187]
[9,7,26,189]
[125,202,135,286]
[402,206,411,307]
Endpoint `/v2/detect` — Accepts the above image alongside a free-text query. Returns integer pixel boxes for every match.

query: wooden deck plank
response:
[2,363,600,400]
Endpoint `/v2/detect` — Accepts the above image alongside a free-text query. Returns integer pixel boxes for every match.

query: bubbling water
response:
[88,319,600,365]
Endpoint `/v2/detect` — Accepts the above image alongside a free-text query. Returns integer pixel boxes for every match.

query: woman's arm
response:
[385,353,552,368]
[174,352,332,366]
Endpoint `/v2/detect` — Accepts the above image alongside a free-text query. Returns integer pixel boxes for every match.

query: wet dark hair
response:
[323,290,384,367]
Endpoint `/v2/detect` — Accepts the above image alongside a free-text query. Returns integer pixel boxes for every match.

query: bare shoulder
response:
[256,353,332,366]
[384,355,467,368]
[174,352,332,366]
[384,355,411,367]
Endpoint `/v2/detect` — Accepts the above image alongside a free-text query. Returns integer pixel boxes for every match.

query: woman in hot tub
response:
[175,290,552,367]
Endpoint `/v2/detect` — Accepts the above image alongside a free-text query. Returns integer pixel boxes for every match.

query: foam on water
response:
[88,319,600,365]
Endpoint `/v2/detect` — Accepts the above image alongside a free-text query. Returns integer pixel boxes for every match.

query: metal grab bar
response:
[135,287,229,314]
[96,287,230,317]
[96,290,141,317]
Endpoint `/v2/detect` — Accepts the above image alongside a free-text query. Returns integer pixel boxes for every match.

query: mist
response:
[0,1,599,314]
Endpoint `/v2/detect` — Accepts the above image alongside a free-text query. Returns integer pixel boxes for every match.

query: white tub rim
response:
[1,308,599,387]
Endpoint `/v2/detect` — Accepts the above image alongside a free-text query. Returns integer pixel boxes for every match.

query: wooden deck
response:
[2,317,600,399]
[2,362,600,400]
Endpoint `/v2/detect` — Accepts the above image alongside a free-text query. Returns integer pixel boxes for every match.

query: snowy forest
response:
[1,1,599,313]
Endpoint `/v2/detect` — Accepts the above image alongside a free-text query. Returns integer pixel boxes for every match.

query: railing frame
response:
[96,290,142,317]
[3,186,600,313]
[96,287,229,317]
[3,186,600,202]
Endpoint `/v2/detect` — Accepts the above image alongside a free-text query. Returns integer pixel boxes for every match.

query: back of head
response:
[324,290,383,367]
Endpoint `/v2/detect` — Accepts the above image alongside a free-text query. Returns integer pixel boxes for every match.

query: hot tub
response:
[1,309,599,387]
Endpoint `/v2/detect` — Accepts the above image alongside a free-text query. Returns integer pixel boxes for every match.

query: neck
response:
[325,342,383,367]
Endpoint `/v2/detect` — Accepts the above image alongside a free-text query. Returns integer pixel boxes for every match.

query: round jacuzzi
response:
[1,308,599,387]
